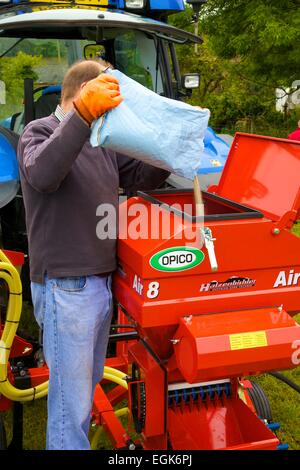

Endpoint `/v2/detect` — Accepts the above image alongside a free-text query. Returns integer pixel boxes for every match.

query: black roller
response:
[247,380,272,422]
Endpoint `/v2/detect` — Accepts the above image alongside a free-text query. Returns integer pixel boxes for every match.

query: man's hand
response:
[73,74,123,126]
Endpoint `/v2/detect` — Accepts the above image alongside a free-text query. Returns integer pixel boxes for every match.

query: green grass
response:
[2,222,300,449]
[3,400,47,450]
[292,221,300,238]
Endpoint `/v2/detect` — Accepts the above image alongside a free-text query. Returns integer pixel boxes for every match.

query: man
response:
[17,59,169,450]
[288,120,300,141]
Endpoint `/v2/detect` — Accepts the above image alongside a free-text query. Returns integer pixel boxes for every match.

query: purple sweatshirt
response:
[17,110,169,283]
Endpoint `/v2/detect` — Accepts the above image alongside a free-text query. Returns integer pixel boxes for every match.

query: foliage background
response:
[170,0,300,136]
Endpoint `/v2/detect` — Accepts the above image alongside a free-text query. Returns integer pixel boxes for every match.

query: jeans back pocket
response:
[55,276,87,292]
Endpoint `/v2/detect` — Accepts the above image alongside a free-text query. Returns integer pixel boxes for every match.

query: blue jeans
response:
[31,274,113,450]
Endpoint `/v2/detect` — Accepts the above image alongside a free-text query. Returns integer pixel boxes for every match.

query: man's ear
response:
[80,81,88,90]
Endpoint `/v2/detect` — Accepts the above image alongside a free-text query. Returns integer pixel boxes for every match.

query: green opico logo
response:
[150,246,205,272]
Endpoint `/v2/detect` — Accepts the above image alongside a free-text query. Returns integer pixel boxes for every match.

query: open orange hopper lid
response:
[214,133,300,225]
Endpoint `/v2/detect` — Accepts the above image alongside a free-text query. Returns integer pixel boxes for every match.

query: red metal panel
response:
[215,133,300,225]
[10,334,33,359]
[92,384,130,449]
[128,342,166,438]
[168,397,279,450]
[172,307,300,383]
[105,356,128,372]
[28,365,49,387]
[106,385,128,407]
[2,249,24,267]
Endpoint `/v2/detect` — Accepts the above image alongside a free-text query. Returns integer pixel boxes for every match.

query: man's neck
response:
[61,101,73,114]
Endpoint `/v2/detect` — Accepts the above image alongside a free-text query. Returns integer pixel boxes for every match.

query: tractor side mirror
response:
[84,44,106,61]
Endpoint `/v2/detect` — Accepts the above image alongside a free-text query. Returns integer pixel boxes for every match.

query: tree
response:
[171,8,272,130]
[170,3,300,135]
[0,52,40,119]
[170,8,226,105]
[203,0,300,86]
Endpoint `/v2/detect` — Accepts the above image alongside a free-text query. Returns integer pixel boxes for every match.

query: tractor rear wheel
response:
[0,413,7,450]
[248,380,273,422]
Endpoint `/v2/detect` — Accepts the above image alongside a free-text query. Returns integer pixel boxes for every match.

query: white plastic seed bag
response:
[90,69,210,180]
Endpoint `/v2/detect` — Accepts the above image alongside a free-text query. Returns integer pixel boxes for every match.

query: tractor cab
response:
[0,0,201,136]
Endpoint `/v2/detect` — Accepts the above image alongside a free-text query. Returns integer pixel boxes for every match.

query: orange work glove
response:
[73,74,123,126]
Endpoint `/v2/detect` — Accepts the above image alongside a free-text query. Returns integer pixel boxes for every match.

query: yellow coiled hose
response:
[0,249,48,401]
[0,249,128,403]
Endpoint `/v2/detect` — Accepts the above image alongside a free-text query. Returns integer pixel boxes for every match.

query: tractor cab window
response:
[0,32,166,133]
[114,31,164,95]
[0,38,82,133]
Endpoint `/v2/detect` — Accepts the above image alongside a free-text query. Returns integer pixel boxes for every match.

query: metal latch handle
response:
[202,227,218,272]
[193,176,218,272]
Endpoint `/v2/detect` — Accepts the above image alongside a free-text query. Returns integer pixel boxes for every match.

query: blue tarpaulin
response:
[199,127,230,174]
[0,132,19,182]
[0,131,19,207]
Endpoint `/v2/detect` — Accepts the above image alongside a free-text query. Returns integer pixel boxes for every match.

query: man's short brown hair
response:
[61,59,110,103]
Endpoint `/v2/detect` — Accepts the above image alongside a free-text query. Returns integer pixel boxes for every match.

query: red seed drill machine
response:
[110,133,300,450]
[1,133,300,450]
